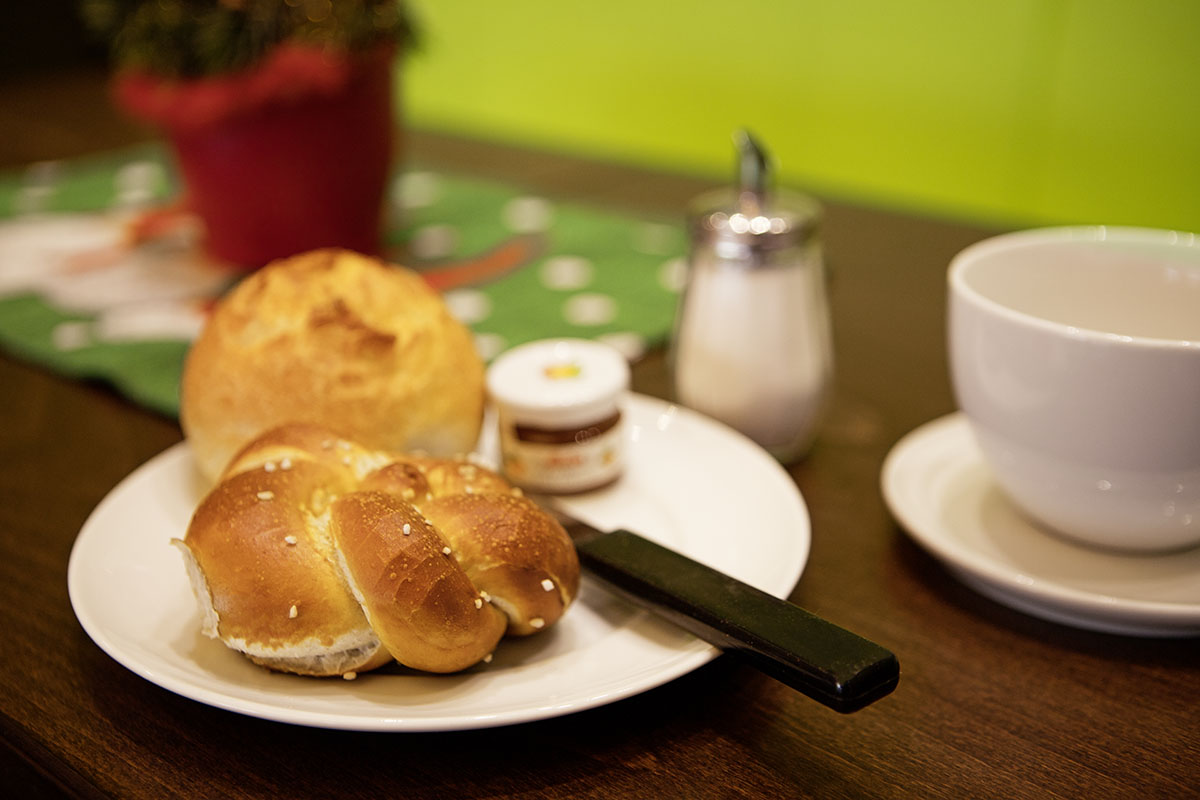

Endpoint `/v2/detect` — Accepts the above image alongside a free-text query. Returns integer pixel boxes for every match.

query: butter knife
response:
[548,509,899,713]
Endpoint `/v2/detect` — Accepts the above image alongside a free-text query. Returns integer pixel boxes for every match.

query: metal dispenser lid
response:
[688,130,821,258]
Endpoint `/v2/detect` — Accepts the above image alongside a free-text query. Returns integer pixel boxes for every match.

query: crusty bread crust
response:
[175,423,580,677]
[330,491,508,673]
[180,249,484,483]
[421,493,580,636]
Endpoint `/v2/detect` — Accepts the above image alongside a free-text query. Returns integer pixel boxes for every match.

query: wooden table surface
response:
[1,66,1197,800]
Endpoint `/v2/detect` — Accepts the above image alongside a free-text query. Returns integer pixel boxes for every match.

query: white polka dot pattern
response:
[563,293,618,326]
[540,255,594,290]
[658,257,688,293]
[393,171,441,210]
[443,289,492,325]
[473,332,508,361]
[410,224,459,259]
[502,196,554,233]
[597,332,648,361]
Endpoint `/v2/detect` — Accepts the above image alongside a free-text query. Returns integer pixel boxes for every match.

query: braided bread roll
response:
[173,424,580,677]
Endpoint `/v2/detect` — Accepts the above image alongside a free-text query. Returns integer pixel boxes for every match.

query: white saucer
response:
[881,413,1200,637]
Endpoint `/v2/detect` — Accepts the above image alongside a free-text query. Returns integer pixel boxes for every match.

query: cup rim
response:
[948,225,1200,351]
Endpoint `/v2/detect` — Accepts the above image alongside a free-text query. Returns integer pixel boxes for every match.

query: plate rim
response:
[68,393,811,730]
[882,412,1200,634]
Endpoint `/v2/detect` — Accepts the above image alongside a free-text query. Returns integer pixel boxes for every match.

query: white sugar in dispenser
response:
[671,130,832,462]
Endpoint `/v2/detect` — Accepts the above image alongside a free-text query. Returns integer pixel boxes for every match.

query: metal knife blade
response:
[546,506,899,713]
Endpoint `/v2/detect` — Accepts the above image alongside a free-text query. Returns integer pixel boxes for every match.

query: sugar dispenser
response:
[671,130,832,462]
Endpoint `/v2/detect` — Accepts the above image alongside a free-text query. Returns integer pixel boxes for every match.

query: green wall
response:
[402,1,1199,232]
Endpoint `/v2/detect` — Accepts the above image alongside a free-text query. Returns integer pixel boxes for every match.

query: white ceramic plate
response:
[68,393,810,731]
[882,413,1200,637]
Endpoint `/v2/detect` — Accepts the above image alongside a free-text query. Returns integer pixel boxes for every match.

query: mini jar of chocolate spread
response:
[486,338,630,494]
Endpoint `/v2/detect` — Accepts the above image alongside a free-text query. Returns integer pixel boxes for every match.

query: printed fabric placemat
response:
[0,143,688,417]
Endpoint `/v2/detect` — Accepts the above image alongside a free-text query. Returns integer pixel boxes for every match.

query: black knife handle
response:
[575,530,899,713]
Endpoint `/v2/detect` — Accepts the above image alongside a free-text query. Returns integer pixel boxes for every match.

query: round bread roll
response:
[173,423,580,677]
[180,248,484,483]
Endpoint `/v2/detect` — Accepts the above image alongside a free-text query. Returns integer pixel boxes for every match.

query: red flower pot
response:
[115,44,396,268]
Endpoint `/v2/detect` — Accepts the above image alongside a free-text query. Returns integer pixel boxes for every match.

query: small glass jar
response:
[486,338,630,494]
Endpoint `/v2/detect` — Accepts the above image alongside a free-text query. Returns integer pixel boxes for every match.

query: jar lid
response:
[688,130,821,254]
[688,187,821,251]
[486,338,630,427]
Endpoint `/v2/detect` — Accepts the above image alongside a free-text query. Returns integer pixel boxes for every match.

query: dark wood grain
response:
[1,66,1197,800]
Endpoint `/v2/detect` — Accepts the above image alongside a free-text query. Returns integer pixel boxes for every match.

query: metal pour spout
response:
[734,129,770,214]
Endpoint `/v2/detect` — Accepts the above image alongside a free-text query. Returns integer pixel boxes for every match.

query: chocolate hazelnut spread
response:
[514,411,622,444]
[487,339,630,493]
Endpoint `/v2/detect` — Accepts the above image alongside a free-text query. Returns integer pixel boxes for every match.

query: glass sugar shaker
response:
[670,130,833,462]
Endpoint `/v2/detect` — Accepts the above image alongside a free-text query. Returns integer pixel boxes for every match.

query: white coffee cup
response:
[948,226,1200,552]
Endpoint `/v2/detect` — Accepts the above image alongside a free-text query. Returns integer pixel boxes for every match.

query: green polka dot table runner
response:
[0,144,687,417]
